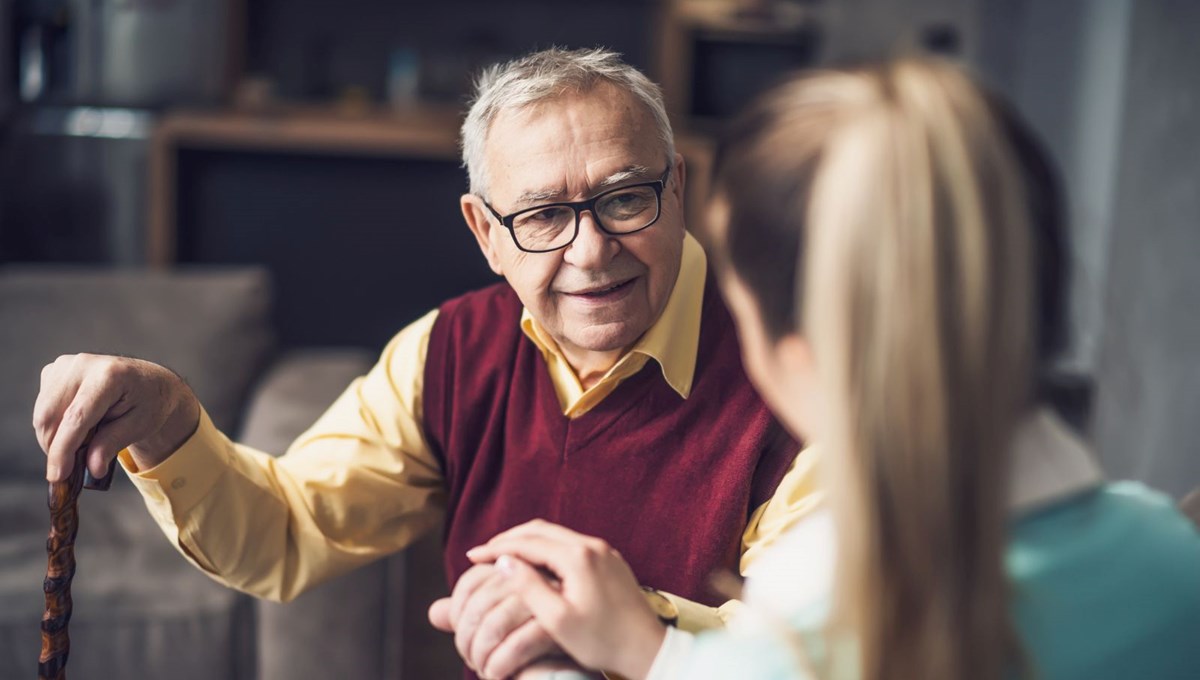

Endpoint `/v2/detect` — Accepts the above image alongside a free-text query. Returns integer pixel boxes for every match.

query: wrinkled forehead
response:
[482,83,665,205]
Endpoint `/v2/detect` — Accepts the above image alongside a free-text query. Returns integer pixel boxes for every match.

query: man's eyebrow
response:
[514,186,567,207]
[512,164,654,208]
[598,165,653,188]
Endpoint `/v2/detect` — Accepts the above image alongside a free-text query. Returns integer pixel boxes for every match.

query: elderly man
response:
[33,48,815,679]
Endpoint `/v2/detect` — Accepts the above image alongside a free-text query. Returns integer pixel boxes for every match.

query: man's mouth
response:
[563,277,637,300]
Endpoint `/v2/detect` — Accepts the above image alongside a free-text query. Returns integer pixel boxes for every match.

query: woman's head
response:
[706,58,1066,679]
[707,59,1066,440]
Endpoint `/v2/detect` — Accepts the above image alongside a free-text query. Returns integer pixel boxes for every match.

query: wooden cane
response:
[39,442,116,680]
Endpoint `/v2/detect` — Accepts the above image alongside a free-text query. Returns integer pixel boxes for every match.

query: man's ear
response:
[461,194,504,276]
[671,152,687,207]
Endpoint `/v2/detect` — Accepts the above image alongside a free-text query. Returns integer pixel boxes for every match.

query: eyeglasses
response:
[482,167,671,253]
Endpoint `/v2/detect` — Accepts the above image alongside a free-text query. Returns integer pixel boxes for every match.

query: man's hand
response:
[33,353,201,482]
[428,563,563,679]
[467,520,667,680]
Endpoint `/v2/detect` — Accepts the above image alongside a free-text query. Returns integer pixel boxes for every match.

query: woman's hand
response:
[467,520,667,680]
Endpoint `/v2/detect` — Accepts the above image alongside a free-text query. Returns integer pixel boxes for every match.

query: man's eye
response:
[604,191,652,214]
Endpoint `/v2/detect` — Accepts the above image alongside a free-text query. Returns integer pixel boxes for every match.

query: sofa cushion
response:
[0,266,274,478]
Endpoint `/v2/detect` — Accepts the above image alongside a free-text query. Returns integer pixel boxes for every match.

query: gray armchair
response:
[0,266,460,679]
[240,350,457,680]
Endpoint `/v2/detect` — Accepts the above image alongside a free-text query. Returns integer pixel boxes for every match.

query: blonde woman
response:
[466,59,1200,680]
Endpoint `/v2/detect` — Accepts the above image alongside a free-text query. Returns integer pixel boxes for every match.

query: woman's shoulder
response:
[1009,480,1200,587]
[1008,481,1200,677]
[1010,480,1200,561]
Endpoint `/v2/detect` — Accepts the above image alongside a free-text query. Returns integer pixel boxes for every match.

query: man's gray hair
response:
[461,47,675,199]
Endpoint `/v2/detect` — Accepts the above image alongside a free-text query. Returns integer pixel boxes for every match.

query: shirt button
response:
[171,477,187,491]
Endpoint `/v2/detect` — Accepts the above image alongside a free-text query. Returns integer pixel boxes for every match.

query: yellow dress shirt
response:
[119,232,821,631]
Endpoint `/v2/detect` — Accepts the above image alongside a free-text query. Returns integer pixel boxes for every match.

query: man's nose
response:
[562,210,617,268]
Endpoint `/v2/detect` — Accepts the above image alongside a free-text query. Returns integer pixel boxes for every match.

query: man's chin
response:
[561,321,648,355]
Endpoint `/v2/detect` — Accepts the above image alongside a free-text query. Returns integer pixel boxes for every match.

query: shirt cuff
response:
[645,626,696,680]
[117,407,231,518]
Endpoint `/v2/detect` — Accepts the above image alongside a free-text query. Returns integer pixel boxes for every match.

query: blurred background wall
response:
[971,0,1200,498]
[1,0,1197,495]
[1089,0,1199,497]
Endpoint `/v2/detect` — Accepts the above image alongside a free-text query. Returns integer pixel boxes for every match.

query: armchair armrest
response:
[236,348,400,680]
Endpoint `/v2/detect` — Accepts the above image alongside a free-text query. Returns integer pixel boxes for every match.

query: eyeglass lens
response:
[511,184,660,251]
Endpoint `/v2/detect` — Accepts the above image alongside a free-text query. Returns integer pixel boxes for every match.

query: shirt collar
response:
[519,231,707,400]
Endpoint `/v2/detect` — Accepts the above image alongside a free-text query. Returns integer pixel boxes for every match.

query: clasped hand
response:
[430,520,666,680]
[428,559,574,679]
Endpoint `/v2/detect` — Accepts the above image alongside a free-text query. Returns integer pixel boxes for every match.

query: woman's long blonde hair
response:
[712,58,1057,679]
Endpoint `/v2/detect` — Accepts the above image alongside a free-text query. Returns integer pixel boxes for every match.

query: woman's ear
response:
[461,194,505,275]
[773,331,820,441]
[775,332,814,378]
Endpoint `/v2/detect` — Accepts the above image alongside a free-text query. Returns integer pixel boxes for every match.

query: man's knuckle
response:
[31,404,48,430]
[572,543,597,565]
[63,403,87,426]
[98,357,128,383]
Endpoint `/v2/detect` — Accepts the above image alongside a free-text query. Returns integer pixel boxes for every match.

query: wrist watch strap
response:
[640,586,680,627]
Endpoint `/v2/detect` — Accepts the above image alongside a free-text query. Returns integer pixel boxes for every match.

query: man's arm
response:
[91,310,443,602]
[118,309,447,602]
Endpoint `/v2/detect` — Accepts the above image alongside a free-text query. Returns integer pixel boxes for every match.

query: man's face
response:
[462,83,686,358]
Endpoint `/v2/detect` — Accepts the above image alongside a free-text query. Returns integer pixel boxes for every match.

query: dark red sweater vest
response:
[422,279,798,607]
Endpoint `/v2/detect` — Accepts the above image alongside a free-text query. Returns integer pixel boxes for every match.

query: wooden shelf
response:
[154,104,463,159]
[147,103,464,266]
[657,0,822,128]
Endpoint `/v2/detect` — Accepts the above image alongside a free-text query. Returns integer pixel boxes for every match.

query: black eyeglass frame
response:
[481,166,672,253]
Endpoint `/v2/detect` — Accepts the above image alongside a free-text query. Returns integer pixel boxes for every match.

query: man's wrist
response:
[128,393,201,470]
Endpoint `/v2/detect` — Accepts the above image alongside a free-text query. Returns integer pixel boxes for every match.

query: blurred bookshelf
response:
[657,0,824,136]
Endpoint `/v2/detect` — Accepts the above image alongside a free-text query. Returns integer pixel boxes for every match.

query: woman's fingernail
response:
[496,555,514,574]
[47,463,60,481]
